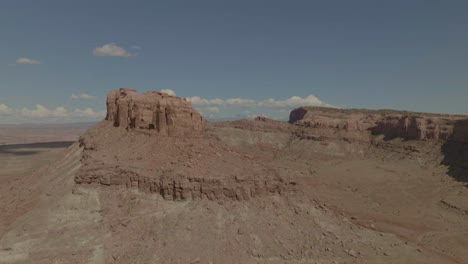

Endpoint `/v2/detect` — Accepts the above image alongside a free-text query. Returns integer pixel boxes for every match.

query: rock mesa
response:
[289,106,468,142]
[106,88,205,136]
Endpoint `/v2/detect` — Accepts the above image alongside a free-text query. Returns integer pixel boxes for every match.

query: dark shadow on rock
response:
[369,117,423,142]
[441,119,468,185]
[0,141,74,156]
[369,124,410,141]
[369,123,395,141]
[369,129,403,141]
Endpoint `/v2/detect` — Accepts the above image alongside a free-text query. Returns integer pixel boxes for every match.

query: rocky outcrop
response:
[75,167,296,201]
[106,88,205,136]
[372,116,458,141]
[289,107,468,142]
[76,97,298,202]
[289,107,378,131]
[288,107,382,143]
[254,116,274,122]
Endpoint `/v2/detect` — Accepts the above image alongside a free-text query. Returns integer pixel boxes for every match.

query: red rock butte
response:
[106,88,205,136]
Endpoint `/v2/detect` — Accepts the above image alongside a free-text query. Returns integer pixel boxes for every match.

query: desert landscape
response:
[0,89,467,264]
[3,1,468,263]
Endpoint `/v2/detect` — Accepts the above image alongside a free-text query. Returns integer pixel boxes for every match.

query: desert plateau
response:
[0,88,467,264]
[2,2,468,263]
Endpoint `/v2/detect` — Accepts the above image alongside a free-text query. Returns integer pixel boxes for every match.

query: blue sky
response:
[1,0,467,123]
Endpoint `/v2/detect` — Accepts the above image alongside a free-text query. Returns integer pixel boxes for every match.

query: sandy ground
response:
[0,142,74,235]
[300,158,468,262]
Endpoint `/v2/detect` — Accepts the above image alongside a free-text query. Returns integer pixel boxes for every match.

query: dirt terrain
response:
[0,89,467,264]
[0,142,74,236]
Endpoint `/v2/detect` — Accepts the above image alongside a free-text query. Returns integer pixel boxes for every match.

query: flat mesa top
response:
[293,106,468,118]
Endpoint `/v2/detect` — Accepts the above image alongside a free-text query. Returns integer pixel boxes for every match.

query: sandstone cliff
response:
[106,88,205,136]
[289,106,468,142]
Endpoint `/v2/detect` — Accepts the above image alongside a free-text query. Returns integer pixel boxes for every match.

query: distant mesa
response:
[289,106,468,142]
[106,88,205,136]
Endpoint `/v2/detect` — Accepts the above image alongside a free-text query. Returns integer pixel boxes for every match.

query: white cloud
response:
[205,106,220,113]
[186,94,334,121]
[186,96,225,106]
[257,95,327,108]
[131,45,141,50]
[71,93,96,100]
[72,108,105,118]
[93,43,133,57]
[0,103,105,123]
[160,89,176,96]
[16,58,41,64]
[0,104,12,113]
[197,106,220,114]
[225,98,257,106]
[19,104,52,118]
[53,107,69,117]
[187,94,333,108]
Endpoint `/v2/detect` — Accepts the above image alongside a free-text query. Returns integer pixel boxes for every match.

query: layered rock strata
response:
[75,167,295,201]
[106,88,205,136]
[290,107,468,142]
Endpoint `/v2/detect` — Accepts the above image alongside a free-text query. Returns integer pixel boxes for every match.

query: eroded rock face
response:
[372,116,458,141]
[289,107,468,142]
[75,167,295,201]
[75,120,297,202]
[106,88,205,136]
[289,107,378,131]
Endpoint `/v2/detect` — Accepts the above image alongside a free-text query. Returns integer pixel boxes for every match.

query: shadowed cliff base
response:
[442,119,468,185]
